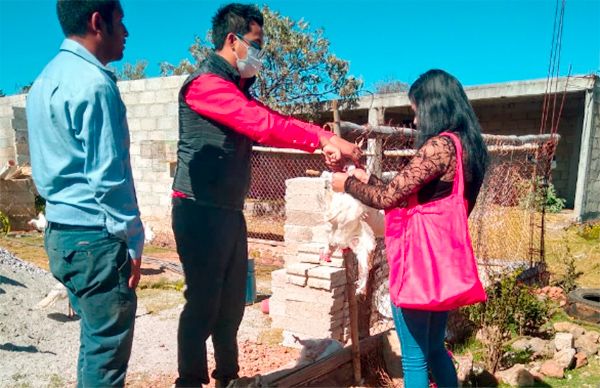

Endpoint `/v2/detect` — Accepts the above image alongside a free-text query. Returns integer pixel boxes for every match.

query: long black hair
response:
[408,69,489,185]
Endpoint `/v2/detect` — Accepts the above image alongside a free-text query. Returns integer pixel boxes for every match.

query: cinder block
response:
[139,91,156,104]
[285,177,327,192]
[284,224,312,243]
[128,79,146,92]
[156,90,176,103]
[287,274,307,287]
[285,194,328,212]
[145,77,163,90]
[140,117,157,131]
[311,224,330,243]
[285,210,325,226]
[121,93,139,105]
[163,76,186,89]
[286,262,317,277]
[285,298,345,316]
[284,282,344,302]
[148,104,166,117]
[158,117,177,130]
[271,268,288,285]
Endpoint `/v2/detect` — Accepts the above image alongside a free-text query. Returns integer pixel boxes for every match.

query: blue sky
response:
[0,0,598,95]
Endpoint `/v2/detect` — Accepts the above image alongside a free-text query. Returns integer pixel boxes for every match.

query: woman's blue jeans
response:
[392,304,458,388]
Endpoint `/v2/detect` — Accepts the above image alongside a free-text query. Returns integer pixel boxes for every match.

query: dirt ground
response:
[0,243,299,388]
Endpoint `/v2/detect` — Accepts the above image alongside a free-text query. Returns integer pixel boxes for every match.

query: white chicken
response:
[321,171,379,295]
[143,222,155,244]
[28,212,47,232]
[35,282,74,317]
[292,335,344,366]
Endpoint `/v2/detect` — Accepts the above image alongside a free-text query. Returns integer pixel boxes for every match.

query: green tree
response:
[19,82,33,94]
[0,89,5,97]
[116,60,148,80]
[373,77,409,95]
[160,6,362,119]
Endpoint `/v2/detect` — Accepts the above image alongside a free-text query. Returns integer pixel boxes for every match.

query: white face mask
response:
[234,35,264,78]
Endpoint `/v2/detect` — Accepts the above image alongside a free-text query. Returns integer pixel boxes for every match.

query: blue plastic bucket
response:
[245,258,257,305]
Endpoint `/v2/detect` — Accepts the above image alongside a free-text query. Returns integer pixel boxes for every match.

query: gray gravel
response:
[0,248,269,387]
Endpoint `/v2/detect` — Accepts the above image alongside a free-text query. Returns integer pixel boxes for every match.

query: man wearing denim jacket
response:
[26,1,143,386]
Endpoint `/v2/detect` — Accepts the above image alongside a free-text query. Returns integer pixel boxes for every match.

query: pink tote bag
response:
[384,132,486,311]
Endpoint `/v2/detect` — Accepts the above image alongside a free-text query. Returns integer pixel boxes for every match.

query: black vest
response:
[172,53,255,210]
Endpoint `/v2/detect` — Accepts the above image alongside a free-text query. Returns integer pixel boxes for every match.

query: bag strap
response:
[439,131,464,197]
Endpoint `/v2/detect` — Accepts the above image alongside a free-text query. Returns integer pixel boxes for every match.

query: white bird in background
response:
[35,282,74,317]
[292,335,344,366]
[143,223,155,244]
[27,212,47,232]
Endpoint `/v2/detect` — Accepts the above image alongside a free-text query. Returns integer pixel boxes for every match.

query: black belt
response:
[47,222,105,231]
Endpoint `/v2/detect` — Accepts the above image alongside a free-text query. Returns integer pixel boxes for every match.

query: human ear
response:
[89,12,104,35]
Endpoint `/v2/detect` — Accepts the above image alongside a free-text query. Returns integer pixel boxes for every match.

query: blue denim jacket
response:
[26,39,144,259]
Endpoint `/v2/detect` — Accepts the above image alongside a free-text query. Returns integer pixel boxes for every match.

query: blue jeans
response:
[45,223,137,388]
[392,305,457,388]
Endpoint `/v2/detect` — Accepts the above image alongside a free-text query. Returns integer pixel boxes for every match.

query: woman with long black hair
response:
[332,69,489,387]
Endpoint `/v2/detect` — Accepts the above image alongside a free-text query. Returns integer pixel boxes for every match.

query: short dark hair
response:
[56,0,121,37]
[409,69,489,186]
[211,3,264,50]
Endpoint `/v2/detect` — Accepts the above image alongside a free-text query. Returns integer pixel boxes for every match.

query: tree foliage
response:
[116,60,148,80]
[374,77,409,95]
[0,89,5,97]
[159,6,362,119]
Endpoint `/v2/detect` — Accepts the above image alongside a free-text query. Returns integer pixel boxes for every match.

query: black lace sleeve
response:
[344,136,456,209]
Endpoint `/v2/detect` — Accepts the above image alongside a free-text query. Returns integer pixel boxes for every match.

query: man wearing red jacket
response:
[171,4,360,387]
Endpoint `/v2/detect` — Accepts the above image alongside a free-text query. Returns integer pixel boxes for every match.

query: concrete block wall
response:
[118,75,186,236]
[0,94,26,164]
[270,177,353,346]
[581,83,600,219]
[473,95,585,208]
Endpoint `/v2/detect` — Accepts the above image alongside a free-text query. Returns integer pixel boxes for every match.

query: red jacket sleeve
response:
[184,74,332,152]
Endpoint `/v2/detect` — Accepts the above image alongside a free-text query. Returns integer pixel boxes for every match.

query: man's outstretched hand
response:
[320,135,362,171]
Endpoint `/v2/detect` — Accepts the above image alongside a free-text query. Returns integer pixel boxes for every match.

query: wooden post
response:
[332,100,342,137]
[343,251,362,384]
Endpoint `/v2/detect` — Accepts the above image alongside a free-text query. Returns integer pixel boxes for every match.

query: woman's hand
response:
[322,143,341,167]
[349,168,369,184]
[331,172,349,192]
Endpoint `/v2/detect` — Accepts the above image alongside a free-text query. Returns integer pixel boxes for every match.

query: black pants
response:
[172,198,248,387]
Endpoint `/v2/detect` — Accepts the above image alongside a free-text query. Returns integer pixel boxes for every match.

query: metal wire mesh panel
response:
[246,148,326,241]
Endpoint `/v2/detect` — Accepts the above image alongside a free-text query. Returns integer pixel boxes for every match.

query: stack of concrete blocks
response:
[270,176,354,347]
[0,95,26,164]
[0,97,36,230]
[118,75,186,237]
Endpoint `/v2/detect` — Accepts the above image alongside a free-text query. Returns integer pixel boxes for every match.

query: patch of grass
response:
[451,335,486,364]
[255,263,280,294]
[48,374,66,388]
[546,221,600,288]
[545,308,600,334]
[137,277,184,314]
[138,277,184,292]
[142,244,174,256]
[0,234,48,270]
[137,288,184,314]
[258,327,284,346]
[10,372,31,387]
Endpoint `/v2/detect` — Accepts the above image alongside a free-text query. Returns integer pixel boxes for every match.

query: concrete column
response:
[367,107,384,177]
[573,81,599,220]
